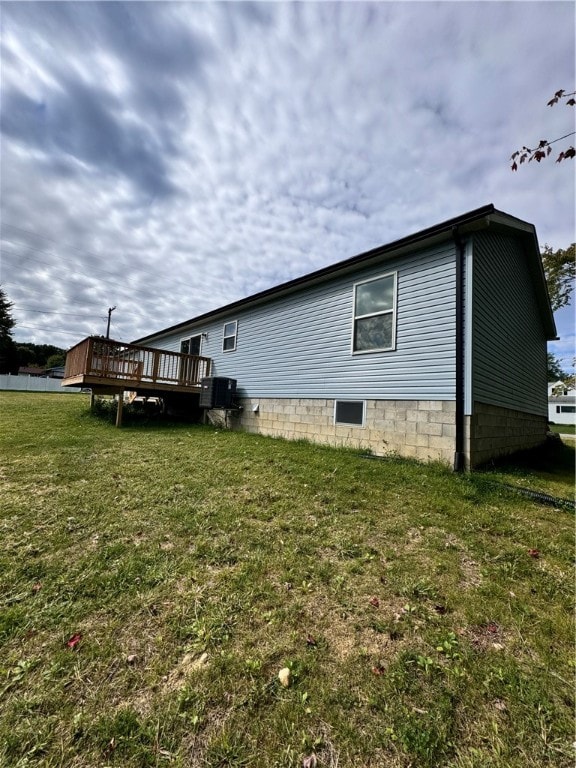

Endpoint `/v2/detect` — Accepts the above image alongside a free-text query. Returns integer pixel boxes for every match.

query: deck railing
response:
[64,336,211,388]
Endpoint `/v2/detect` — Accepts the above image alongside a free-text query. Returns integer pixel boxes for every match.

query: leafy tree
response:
[0,286,19,374]
[541,243,575,312]
[547,352,566,382]
[16,345,34,366]
[46,352,66,368]
[16,343,66,367]
[511,89,575,170]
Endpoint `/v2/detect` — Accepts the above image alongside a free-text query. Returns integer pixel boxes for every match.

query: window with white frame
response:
[222,321,237,352]
[334,400,365,426]
[352,273,397,353]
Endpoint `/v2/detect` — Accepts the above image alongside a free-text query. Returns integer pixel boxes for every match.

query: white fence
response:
[0,374,82,393]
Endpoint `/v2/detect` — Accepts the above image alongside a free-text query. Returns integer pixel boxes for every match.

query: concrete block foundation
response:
[222,397,456,465]
[466,401,548,468]
[207,397,549,469]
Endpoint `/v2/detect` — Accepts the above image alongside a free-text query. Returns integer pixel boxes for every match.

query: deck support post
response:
[90,392,96,411]
[116,391,124,428]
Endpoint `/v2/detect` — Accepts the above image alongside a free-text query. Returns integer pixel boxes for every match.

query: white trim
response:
[351,271,397,355]
[222,320,237,352]
[334,399,366,427]
[464,240,473,416]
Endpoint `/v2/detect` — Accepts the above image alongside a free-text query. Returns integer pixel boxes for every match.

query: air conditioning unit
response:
[199,377,237,409]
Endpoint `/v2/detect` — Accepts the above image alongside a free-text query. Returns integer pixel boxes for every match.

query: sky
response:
[1,1,574,369]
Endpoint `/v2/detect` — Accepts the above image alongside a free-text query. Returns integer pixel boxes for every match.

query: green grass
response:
[1,391,574,768]
[548,423,576,435]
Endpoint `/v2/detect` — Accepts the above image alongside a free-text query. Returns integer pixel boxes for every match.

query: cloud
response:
[0,1,574,350]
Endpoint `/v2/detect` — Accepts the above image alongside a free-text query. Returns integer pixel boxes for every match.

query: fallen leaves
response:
[278,667,291,687]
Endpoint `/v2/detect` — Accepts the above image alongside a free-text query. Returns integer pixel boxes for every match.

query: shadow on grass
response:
[83,397,202,430]
[477,435,574,477]
[465,437,575,509]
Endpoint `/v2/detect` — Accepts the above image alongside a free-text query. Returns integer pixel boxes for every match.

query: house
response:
[18,366,46,377]
[46,365,66,379]
[129,205,556,469]
[548,381,576,426]
[62,205,554,465]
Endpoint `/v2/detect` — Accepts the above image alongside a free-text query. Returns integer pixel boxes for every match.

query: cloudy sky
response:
[1,1,574,367]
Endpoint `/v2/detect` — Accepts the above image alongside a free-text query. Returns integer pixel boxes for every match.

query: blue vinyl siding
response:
[146,241,458,401]
[471,232,547,416]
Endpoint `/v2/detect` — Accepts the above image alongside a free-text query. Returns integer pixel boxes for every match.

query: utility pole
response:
[106,306,116,339]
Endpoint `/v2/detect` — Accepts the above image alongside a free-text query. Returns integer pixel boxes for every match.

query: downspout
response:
[452,226,466,472]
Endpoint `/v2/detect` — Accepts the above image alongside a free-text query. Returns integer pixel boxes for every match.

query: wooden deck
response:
[62,336,211,396]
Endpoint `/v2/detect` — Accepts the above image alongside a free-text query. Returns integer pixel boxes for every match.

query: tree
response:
[0,286,19,374]
[541,243,575,311]
[511,89,575,170]
[16,342,65,367]
[46,352,66,368]
[547,352,565,382]
[549,356,575,394]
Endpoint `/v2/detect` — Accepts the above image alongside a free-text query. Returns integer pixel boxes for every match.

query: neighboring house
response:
[132,204,556,469]
[18,366,46,377]
[46,366,66,379]
[548,381,576,426]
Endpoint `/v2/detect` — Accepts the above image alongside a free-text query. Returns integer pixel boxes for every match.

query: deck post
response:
[86,337,93,375]
[90,392,96,411]
[116,391,124,427]
[151,350,160,384]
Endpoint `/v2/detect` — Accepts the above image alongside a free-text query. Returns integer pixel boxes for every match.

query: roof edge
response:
[133,205,557,345]
[134,205,504,344]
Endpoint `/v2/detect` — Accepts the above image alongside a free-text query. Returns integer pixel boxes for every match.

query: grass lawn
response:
[1,392,574,768]
[548,423,576,436]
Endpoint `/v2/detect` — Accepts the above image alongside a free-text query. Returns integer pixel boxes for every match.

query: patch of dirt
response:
[295,591,414,663]
[130,649,210,717]
[445,533,482,588]
[463,621,507,651]
[162,651,209,694]
[404,527,424,547]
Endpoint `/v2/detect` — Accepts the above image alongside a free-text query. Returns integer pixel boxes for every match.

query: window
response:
[352,273,397,353]
[180,335,201,356]
[179,335,202,383]
[559,405,575,413]
[223,321,237,352]
[334,400,365,426]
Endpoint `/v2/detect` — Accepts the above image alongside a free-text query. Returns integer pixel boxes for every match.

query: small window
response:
[352,273,397,353]
[335,400,365,426]
[223,321,237,352]
[180,335,201,356]
[560,406,575,413]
